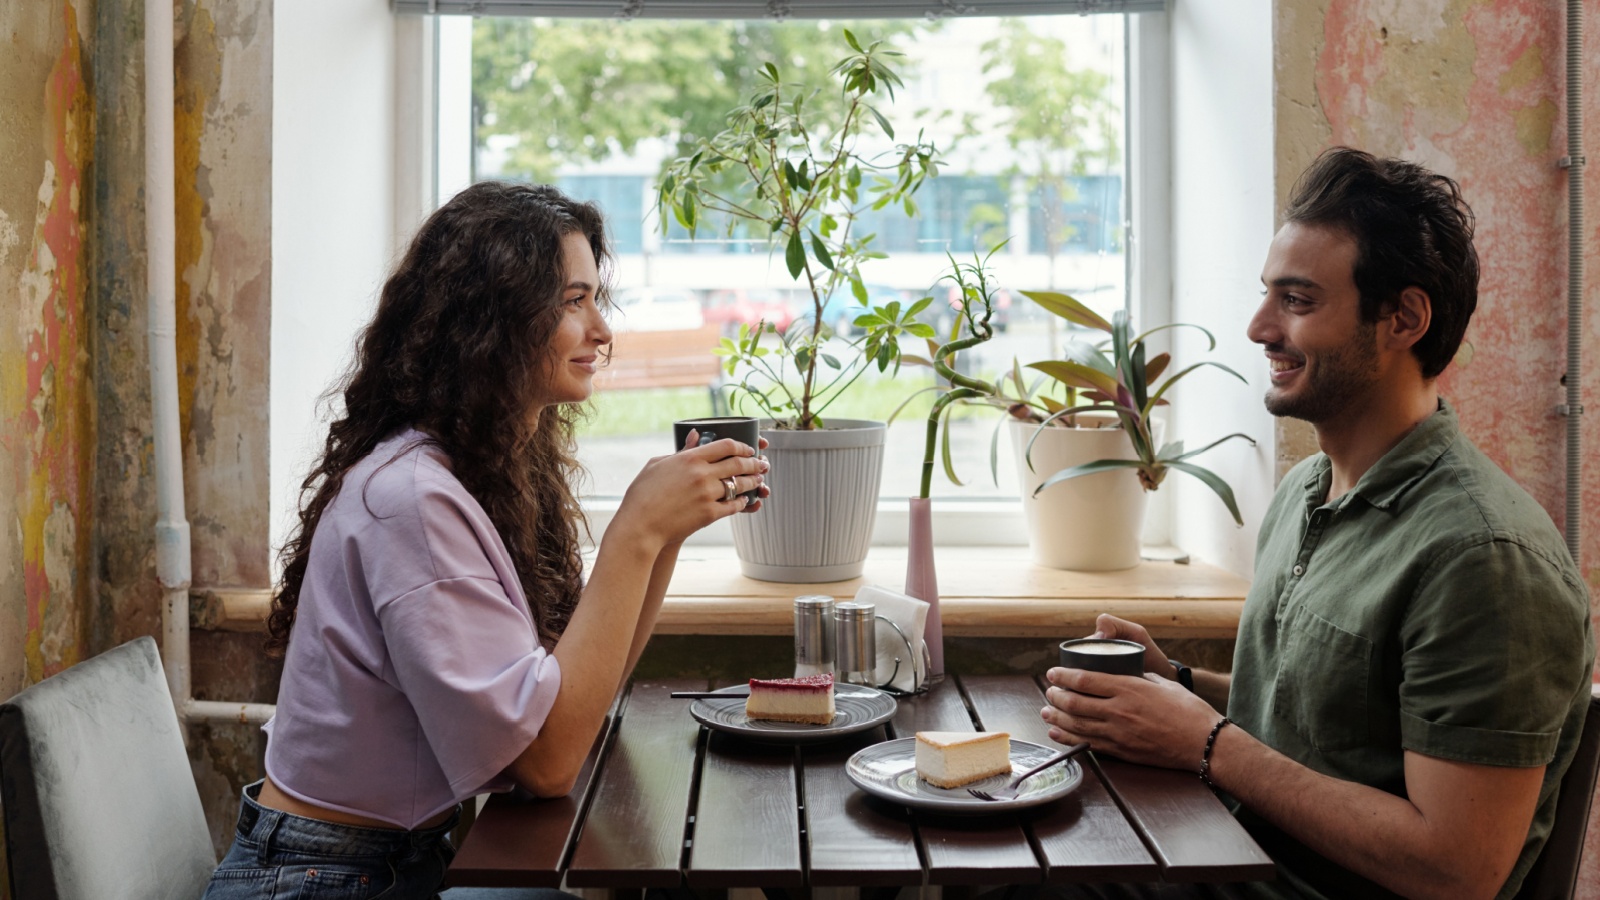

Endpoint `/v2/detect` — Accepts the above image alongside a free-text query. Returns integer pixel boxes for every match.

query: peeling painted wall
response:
[0,0,277,876]
[0,0,95,709]
[0,2,96,894]
[1273,0,1600,893]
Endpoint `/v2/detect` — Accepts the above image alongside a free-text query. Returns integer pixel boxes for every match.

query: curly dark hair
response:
[1285,147,1480,379]
[266,181,610,655]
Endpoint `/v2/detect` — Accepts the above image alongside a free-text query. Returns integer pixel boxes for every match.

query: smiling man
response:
[1041,148,1593,900]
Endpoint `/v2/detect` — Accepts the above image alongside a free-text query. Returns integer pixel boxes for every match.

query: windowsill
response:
[193,546,1250,640]
[655,544,1249,639]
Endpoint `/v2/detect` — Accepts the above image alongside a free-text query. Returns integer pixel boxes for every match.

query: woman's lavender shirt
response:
[264,429,562,829]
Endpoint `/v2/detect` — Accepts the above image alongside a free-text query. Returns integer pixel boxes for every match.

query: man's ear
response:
[1382,286,1432,353]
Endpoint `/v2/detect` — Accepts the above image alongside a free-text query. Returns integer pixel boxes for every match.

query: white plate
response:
[689,684,896,744]
[846,736,1084,814]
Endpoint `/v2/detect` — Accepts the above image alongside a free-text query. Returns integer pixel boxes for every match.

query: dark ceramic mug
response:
[673,416,761,501]
[1058,637,1146,676]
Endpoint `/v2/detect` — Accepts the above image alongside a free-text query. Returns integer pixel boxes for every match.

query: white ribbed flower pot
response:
[732,418,885,583]
[1009,413,1159,571]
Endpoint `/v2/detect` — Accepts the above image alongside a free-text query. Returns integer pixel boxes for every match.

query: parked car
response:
[610,286,704,332]
[703,288,795,333]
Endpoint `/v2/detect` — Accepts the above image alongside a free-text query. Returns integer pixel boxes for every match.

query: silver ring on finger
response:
[721,477,738,502]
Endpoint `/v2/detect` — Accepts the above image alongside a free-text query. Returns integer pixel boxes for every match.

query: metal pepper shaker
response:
[793,595,835,678]
[834,601,877,686]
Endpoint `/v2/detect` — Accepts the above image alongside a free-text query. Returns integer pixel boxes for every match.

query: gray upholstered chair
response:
[1516,688,1600,900]
[1,635,215,900]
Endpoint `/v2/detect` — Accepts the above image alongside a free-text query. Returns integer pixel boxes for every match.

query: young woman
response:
[203,182,767,898]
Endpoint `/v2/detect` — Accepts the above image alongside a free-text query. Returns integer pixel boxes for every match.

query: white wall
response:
[271,0,401,562]
[1166,0,1278,578]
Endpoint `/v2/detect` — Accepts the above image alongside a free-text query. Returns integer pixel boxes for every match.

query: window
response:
[452,5,1160,542]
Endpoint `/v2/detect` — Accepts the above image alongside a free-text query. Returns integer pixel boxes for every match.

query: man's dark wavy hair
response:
[1285,147,1479,379]
[267,181,609,655]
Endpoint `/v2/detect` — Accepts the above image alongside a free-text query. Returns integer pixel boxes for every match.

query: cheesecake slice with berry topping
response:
[744,673,836,725]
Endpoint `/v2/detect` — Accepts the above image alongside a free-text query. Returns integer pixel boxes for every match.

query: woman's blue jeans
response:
[202,780,460,899]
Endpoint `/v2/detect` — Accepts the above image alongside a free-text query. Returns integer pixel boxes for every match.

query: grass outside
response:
[578,369,1018,439]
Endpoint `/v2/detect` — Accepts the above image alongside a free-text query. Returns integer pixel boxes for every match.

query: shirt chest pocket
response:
[1272,608,1374,752]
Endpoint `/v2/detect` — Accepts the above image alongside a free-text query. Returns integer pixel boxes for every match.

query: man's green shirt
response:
[1228,402,1593,899]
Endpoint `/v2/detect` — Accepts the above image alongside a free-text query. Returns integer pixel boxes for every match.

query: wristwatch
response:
[1168,658,1195,692]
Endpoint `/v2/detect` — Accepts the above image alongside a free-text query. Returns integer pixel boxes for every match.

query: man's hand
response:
[1041,668,1222,770]
[1089,614,1174,678]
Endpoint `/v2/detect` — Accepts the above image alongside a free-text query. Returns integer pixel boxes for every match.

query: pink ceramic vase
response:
[905,497,944,680]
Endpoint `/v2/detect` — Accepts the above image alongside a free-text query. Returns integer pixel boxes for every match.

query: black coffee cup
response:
[1058,638,1146,676]
[673,416,761,501]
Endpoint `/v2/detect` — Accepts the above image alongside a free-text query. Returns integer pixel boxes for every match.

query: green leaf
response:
[1130,340,1148,411]
[1032,459,1144,497]
[843,28,863,52]
[1135,321,1218,352]
[1168,432,1256,462]
[989,418,1005,487]
[1167,461,1245,526]
[1026,360,1122,399]
[785,230,806,279]
[782,160,799,190]
[906,323,936,339]
[1060,338,1117,377]
[1145,361,1250,411]
[1020,290,1114,332]
[887,386,940,424]
[810,232,834,270]
[940,412,964,486]
[907,295,933,318]
[867,104,895,140]
[851,277,869,304]
[821,353,841,369]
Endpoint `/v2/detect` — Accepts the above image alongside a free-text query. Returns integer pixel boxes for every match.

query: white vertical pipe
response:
[146,0,194,711]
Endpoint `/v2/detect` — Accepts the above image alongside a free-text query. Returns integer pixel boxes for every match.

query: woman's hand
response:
[614,431,770,547]
[680,430,771,514]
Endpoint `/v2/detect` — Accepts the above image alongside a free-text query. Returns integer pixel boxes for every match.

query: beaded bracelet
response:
[1198,716,1232,790]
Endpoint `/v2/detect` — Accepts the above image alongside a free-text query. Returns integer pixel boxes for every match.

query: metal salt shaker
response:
[793,595,835,678]
[834,601,877,686]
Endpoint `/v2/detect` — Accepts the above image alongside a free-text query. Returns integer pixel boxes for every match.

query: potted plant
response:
[1007,291,1254,569]
[900,248,1006,679]
[656,31,940,583]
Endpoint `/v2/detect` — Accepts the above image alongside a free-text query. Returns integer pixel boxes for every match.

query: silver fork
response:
[967,742,1091,802]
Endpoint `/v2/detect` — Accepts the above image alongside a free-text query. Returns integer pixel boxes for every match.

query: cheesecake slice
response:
[915,731,1013,788]
[744,673,836,725]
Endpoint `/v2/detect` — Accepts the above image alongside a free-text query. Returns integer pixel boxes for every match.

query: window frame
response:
[429,8,1173,548]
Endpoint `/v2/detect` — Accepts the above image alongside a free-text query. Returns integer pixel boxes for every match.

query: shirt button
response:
[1292,564,1305,577]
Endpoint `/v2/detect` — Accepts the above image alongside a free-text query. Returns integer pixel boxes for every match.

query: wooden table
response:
[446,674,1275,891]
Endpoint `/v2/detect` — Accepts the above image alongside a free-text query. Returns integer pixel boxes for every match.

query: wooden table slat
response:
[565,680,706,889]
[686,731,806,888]
[1092,758,1278,883]
[445,715,615,887]
[800,726,924,887]
[887,678,1044,885]
[960,675,1159,883]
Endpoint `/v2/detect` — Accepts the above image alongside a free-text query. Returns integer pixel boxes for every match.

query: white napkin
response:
[852,584,929,693]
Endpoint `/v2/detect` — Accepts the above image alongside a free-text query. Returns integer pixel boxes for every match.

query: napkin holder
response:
[851,584,930,693]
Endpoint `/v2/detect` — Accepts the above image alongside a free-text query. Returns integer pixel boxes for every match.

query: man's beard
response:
[1263,323,1381,423]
